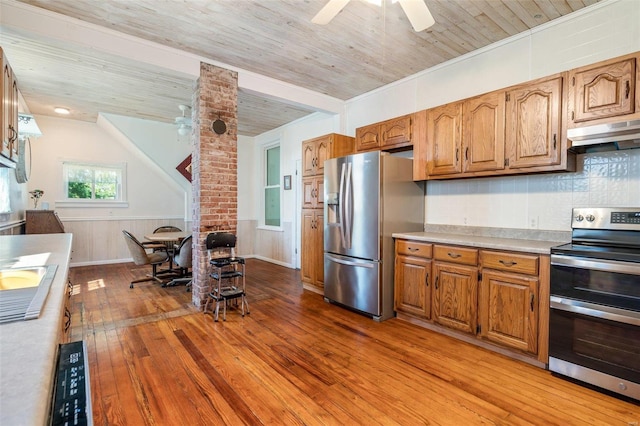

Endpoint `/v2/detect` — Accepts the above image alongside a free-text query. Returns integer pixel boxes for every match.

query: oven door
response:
[548,302,640,400]
[549,254,640,400]
[550,255,640,311]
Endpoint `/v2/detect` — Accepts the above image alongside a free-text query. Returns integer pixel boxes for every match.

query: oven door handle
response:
[550,255,640,275]
[550,296,640,326]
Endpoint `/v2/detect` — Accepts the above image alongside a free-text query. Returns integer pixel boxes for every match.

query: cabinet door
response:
[314,211,324,287]
[301,209,324,288]
[395,255,431,319]
[463,92,505,173]
[316,139,329,177]
[302,177,323,209]
[302,140,317,177]
[355,123,380,152]
[505,77,562,169]
[382,115,412,148]
[301,209,317,284]
[427,102,462,175]
[432,262,478,334]
[479,270,538,354]
[10,77,18,158]
[571,57,636,123]
[2,52,13,158]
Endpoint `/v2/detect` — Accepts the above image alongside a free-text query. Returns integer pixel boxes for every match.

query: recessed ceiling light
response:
[54,107,70,115]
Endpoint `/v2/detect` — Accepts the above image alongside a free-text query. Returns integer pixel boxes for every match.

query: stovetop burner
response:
[551,242,640,263]
[551,207,640,262]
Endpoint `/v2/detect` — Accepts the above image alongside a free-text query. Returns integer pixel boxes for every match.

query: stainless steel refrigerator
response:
[324,150,424,321]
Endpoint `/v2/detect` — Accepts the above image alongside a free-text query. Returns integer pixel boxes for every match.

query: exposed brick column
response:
[191,62,238,307]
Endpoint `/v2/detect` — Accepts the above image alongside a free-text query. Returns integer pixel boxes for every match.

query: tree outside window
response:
[63,162,123,201]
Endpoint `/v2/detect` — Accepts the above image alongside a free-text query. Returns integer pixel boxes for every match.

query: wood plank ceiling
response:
[1,0,600,136]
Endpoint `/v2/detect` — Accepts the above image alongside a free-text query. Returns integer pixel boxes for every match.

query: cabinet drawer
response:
[433,245,477,265]
[481,251,538,275]
[396,240,432,258]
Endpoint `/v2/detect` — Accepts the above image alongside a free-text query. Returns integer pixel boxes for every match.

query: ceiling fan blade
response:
[311,0,351,25]
[398,0,435,32]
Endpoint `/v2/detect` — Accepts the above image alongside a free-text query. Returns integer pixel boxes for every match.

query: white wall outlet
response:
[530,217,538,229]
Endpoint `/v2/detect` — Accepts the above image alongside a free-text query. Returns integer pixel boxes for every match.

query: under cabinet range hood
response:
[567,119,640,153]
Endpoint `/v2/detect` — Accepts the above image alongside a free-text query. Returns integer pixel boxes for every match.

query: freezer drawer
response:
[324,253,381,317]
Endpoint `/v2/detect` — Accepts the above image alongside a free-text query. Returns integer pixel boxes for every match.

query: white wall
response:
[28,114,185,219]
[342,0,640,232]
[25,114,186,265]
[245,112,342,266]
[101,113,193,219]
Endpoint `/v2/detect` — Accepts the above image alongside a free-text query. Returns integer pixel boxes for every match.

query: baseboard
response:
[70,258,132,268]
[250,255,295,269]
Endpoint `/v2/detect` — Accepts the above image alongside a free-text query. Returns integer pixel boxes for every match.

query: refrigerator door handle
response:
[338,163,347,248]
[326,254,375,268]
[344,162,352,249]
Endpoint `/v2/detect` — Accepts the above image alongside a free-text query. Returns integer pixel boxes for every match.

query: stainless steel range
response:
[550,207,640,401]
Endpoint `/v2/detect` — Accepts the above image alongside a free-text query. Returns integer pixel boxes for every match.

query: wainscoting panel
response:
[61,217,185,266]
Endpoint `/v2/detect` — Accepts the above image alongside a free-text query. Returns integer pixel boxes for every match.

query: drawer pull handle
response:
[425,272,429,287]
[499,260,517,267]
[435,275,439,290]
[447,252,461,259]
[408,247,419,252]
[625,80,630,99]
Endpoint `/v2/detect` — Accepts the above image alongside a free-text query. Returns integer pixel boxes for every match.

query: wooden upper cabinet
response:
[463,91,505,173]
[355,114,413,152]
[302,133,354,177]
[1,47,19,160]
[427,102,463,176]
[505,76,563,169]
[355,123,380,152]
[569,55,637,125]
[381,114,412,148]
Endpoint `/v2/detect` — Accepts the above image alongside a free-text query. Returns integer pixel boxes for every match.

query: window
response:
[61,161,127,206]
[264,145,280,227]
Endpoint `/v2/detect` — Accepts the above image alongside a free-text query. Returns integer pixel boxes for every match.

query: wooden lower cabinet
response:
[432,261,478,334]
[479,270,538,354]
[394,255,432,319]
[394,238,548,365]
[301,209,324,292]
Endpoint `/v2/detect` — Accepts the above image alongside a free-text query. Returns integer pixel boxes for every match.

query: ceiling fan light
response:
[177,123,190,136]
[398,0,435,31]
[311,0,351,25]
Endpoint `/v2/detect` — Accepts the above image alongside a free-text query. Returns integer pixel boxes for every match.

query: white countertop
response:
[0,233,73,426]
[392,231,566,254]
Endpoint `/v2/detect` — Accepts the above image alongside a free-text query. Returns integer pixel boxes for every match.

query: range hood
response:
[567,119,640,153]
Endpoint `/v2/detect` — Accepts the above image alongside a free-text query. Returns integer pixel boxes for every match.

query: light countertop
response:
[393,226,569,254]
[0,233,73,426]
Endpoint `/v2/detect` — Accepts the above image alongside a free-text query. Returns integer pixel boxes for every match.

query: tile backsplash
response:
[425,149,640,231]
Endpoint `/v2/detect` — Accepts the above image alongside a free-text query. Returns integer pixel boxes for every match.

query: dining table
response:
[144,231,191,272]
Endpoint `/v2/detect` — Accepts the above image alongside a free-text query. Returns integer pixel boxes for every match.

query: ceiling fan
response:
[312,0,435,32]
[175,104,192,136]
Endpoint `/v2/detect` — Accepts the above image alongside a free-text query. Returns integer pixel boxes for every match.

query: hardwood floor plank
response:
[68,261,640,425]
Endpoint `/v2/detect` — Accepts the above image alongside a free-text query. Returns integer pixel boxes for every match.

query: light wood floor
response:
[69,259,640,425]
